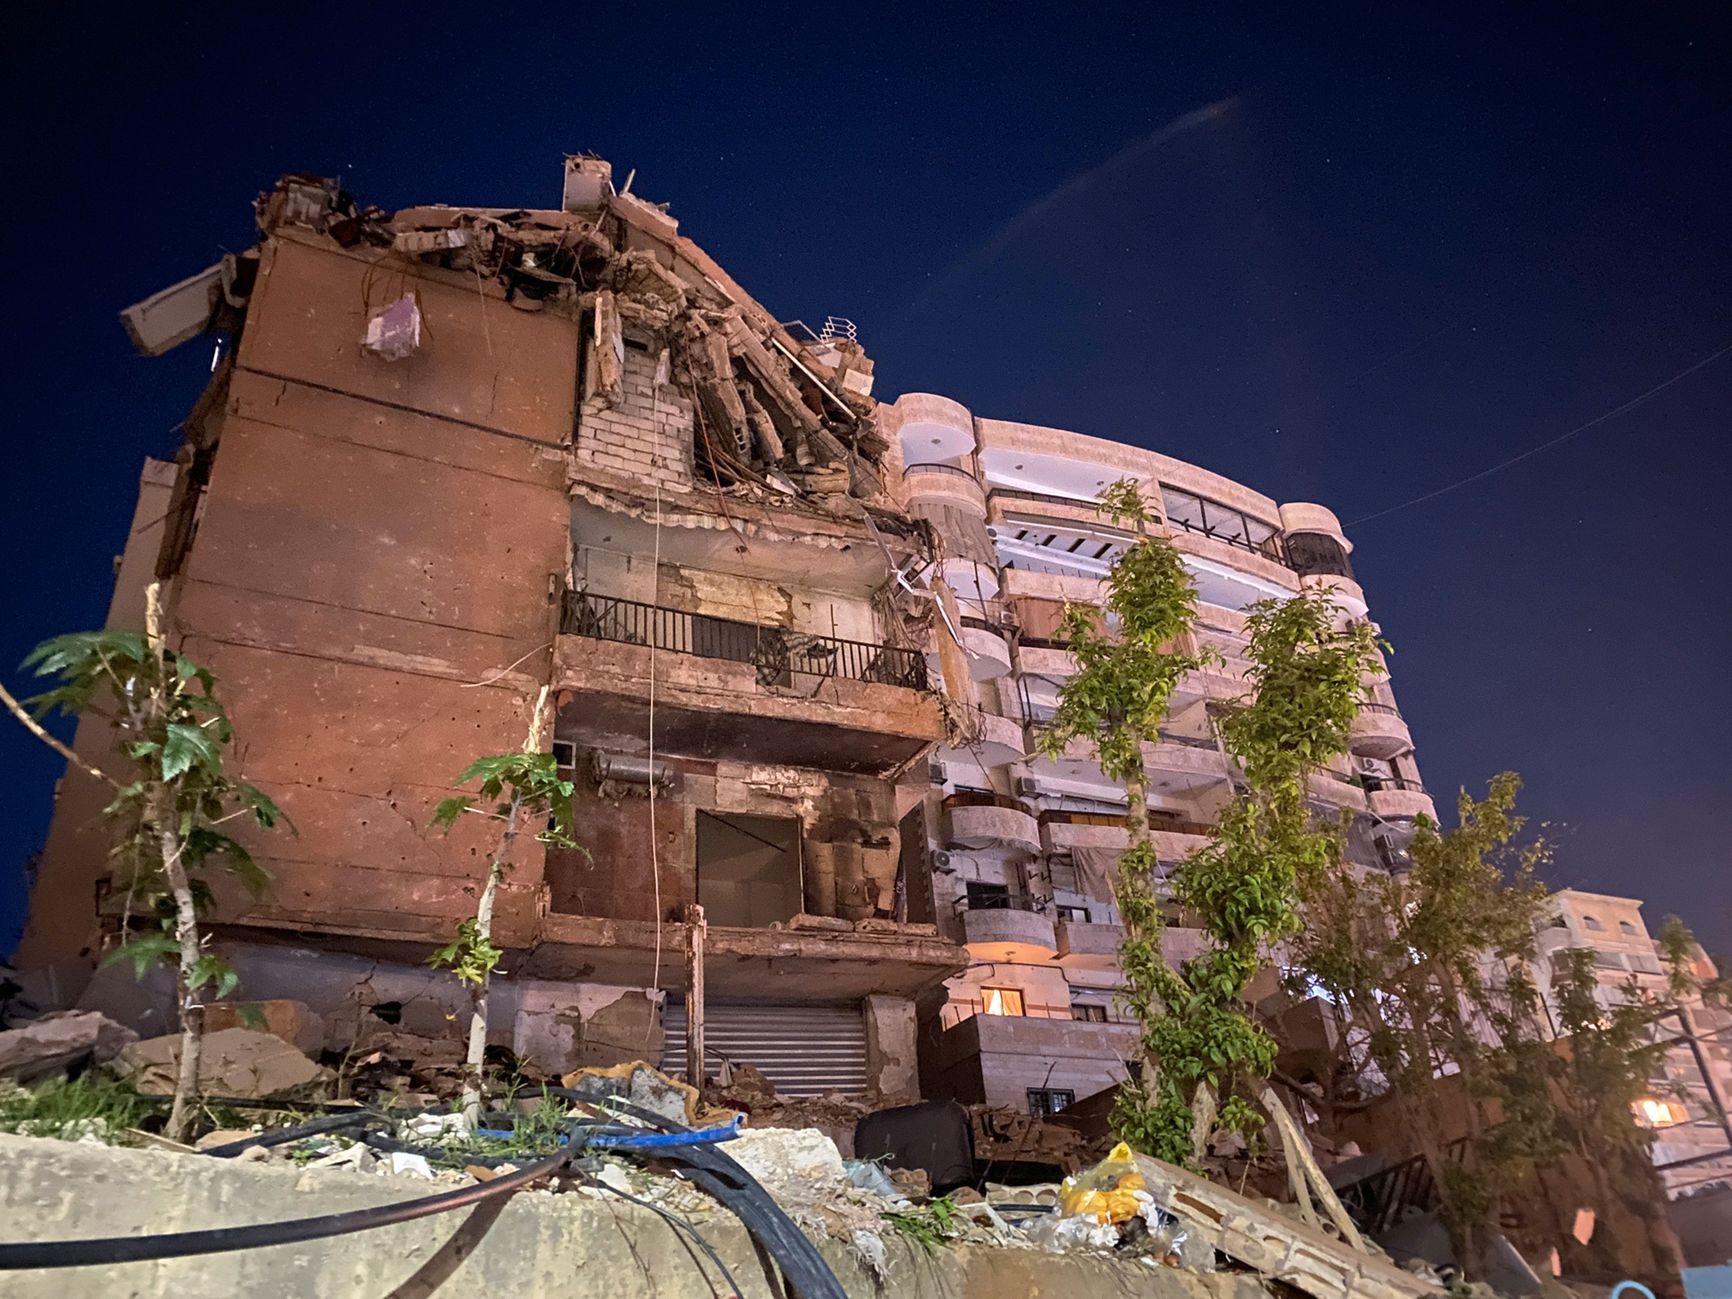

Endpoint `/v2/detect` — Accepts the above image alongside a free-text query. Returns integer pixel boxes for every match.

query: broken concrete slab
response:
[0,1011,138,1083]
[201,1000,324,1055]
[113,1027,330,1100]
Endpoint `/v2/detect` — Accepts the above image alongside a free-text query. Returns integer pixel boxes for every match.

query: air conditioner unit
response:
[928,761,948,784]
[1015,777,1041,798]
[932,850,955,872]
[997,607,1020,630]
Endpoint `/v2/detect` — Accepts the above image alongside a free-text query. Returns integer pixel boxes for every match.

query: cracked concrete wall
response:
[24,234,578,954]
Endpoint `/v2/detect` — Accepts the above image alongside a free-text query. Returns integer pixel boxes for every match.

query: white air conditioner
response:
[997,607,1020,630]
[931,850,955,872]
[1015,777,1041,798]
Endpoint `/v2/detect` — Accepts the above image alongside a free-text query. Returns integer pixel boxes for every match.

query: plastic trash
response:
[1058,1141,1147,1224]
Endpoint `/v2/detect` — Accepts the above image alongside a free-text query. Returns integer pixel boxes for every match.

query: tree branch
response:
[0,679,121,789]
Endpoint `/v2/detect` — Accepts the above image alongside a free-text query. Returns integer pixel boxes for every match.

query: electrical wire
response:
[574,1168,746,1299]
[0,1149,571,1270]
[1346,341,1732,527]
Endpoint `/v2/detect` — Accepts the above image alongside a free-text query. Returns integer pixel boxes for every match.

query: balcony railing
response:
[561,591,927,690]
[1364,775,1425,793]
[1359,702,1403,717]
[902,462,978,481]
[1039,809,1218,838]
[952,893,1045,914]
[938,996,1137,1030]
[943,791,1033,814]
[1160,484,1294,569]
[987,486,1104,511]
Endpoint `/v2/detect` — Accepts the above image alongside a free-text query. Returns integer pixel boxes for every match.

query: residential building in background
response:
[1531,890,1732,1192]
[886,393,1435,1113]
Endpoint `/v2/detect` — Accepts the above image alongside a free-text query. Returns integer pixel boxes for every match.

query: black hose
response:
[573,1168,745,1299]
[202,1109,376,1158]
[0,1151,570,1270]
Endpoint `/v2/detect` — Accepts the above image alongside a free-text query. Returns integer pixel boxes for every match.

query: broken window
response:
[695,811,802,928]
[965,881,1011,911]
[1070,1002,1107,1023]
[981,987,1025,1017]
[1028,1088,1075,1118]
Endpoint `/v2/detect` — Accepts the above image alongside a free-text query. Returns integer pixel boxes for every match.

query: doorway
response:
[695,811,802,927]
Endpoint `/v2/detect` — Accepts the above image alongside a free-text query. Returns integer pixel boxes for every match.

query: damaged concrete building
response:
[15,159,1429,1122]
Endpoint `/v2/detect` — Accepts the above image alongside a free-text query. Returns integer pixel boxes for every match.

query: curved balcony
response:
[943,794,1040,856]
[1142,735,1231,794]
[1367,781,1435,821]
[1300,571,1368,618]
[938,555,1001,601]
[960,904,1057,961]
[1349,703,1412,760]
[1056,919,1124,968]
[938,709,1025,769]
[960,622,1013,680]
[885,392,975,464]
[902,463,986,516]
[1310,769,1370,812]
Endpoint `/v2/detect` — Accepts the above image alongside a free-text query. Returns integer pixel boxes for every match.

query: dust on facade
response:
[15,158,1728,1173]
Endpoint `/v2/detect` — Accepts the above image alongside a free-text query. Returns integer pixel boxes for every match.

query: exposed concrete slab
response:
[0,1133,1270,1299]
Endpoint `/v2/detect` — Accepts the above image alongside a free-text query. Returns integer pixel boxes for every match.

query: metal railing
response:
[560,591,927,690]
[1365,775,1426,794]
[1039,809,1218,838]
[987,486,1104,511]
[1334,1138,1470,1235]
[943,790,1034,814]
[1358,702,1403,717]
[953,893,1046,914]
[902,462,978,481]
[938,996,1138,1030]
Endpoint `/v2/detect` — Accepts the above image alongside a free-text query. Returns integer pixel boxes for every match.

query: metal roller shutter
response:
[660,1001,869,1097]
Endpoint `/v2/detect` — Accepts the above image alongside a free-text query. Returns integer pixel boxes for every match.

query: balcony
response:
[554,591,943,774]
[936,707,1026,769]
[956,898,1058,960]
[885,391,975,464]
[943,793,1041,856]
[1349,702,1413,759]
[1310,768,1370,812]
[902,462,986,514]
[1056,919,1124,968]
[959,619,1013,680]
[1366,778,1435,821]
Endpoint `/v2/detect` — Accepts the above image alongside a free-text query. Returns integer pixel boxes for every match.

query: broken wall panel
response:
[240,234,579,445]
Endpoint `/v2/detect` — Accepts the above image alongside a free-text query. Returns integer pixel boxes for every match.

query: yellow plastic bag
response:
[1058,1141,1147,1224]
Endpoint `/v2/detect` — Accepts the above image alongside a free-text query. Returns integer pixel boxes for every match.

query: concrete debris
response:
[308,1142,376,1173]
[0,1011,137,1083]
[387,1151,434,1179]
[201,1000,324,1055]
[726,1126,849,1197]
[112,1027,330,1100]
[194,1128,258,1151]
[361,293,423,360]
[561,1058,701,1127]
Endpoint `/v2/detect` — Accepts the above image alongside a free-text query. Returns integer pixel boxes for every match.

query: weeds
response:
[882,1194,960,1251]
[0,1074,151,1142]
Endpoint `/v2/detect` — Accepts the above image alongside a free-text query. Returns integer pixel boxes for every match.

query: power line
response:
[1346,341,1732,527]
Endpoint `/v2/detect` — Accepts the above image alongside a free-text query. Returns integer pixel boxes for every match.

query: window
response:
[1028,1088,1075,1118]
[696,811,802,928]
[1071,1002,1107,1023]
[981,987,1024,1017]
[1618,920,1639,936]
[966,881,1011,911]
[1056,904,1092,924]
[1634,1097,1686,1128]
[551,740,578,769]
[1582,915,1604,931]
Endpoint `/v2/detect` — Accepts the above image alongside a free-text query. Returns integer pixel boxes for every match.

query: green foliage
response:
[428,916,505,988]
[0,1073,150,1142]
[432,751,577,849]
[883,1194,960,1250]
[18,627,289,994]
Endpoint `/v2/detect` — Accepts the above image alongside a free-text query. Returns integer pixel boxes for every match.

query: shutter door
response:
[660,1001,869,1097]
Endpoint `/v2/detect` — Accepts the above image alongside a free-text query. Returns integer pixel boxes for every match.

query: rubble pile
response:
[251,164,904,514]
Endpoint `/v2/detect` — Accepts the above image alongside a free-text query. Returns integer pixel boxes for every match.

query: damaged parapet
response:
[243,165,892,511]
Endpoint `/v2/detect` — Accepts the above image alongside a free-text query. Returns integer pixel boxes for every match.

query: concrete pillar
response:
[864,994,920,1104]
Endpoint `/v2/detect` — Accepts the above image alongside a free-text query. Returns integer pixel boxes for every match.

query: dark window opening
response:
[966,881,1011,910]
[1070,1003,1107,1023]
[1028,1088,1075,1118]
[696,811,802,928]
[1056,904,1092,924]
[1285,531,1355,580]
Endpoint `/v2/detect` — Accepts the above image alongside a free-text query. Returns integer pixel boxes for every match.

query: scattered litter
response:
[387,1151,433,1179]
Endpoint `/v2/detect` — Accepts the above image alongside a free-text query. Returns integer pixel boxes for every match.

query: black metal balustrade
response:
[1358,702,1403,717]
[902,462,979,481]
[560,591,927,690]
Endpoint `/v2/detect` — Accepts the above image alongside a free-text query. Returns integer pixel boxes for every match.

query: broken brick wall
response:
[574,337,692,494]
[543,756,900,925]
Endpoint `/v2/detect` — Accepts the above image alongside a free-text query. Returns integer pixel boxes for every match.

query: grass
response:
[882,1194,961,1251]
[0,1074,152,1141]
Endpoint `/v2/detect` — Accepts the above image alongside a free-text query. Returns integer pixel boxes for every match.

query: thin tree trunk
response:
[460,685,551,1126]
[145,582,203,1145]
[1120,763,1162,1088]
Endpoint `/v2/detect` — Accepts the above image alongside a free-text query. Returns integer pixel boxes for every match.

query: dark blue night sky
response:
[3,5,1728,956]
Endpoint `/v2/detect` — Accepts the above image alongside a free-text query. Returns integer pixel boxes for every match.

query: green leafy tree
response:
[431,686,577,1122]
[1034,479,1208,1152]
[1160,593,1385,1160]
[1,585,286,1140]
[1287,773,1553,1269]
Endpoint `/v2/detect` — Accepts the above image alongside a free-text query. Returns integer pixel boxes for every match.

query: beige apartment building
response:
[885,393,1435,1115]
[1533,890,1732,1192]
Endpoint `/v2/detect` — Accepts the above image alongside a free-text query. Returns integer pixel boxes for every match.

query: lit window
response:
[1634,1097,1684,1128]
[981,988,1025,1016]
